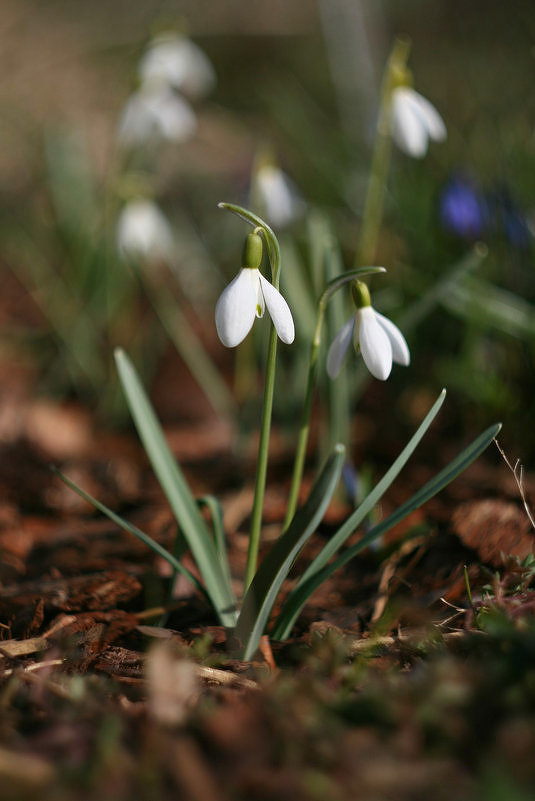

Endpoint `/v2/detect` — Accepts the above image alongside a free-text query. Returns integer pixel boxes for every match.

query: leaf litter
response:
[1,367,535,800]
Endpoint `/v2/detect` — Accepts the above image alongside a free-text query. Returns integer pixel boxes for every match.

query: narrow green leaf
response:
[235,444,345,661]
[197,494,233,592]
[53,467,207,599]
[271,389,446,639]
[114,348,238,627]
[274,422,501,640]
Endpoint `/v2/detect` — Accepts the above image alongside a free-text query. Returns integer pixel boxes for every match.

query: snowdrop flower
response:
[118,85,197,146]
[116,198,175,262]
[215,231,295,348]
[253,163,305,228]
[391,86,446,158]
[327,281,410,381]
[139,32,216,99]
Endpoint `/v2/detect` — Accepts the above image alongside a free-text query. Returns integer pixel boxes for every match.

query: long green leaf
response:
[274,422,501,640]
[53,467,207,599]
[197,494,233,593]
[235,444,345,660]
[114,348,238,627]
[271,389,446,639]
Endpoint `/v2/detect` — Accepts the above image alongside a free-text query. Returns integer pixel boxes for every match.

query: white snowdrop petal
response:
[151,90,197,141]
[326,316,355,379]
[140,35,216,97]
[258,274,295,343]
[117,88,197,146]
[375,312,411,366]
[357,307,393,381]
[391,88,429,158]
[116,199,174,261]
[406,89,447,143]
[215,268,258,347]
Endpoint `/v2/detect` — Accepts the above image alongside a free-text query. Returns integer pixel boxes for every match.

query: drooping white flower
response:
[117,85,197,146]
[327,282,410,380]
[139,32,216,99]
[253,163,305,228]
[215,232,295,348]
[391,86,446,158]
[116,198,175,262]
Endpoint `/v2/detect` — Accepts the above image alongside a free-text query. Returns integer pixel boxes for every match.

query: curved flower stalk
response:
[327,281,410,381]
[116,198,175,262]
[391,86,446,159]
[138,32,216,99]
[215,231,295,348]
[117,85,197,146]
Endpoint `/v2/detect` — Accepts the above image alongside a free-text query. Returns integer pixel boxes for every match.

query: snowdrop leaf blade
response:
[114,349,238,626]
[358,307,393,380]
[273,417,500,641]
[235,444,345,661]
[274,390,446,633]
[53,467,207,598]
[258,274,295,343]
[215,268,257,347]
[375,312,410,366]
[326,316,355,379]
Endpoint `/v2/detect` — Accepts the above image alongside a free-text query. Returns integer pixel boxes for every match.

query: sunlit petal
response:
[116,199,174,262]
[258,274,295,344]
[139,33,216,98]
[391,87,428,158]
[406,89,447,143]
[375,312,411,366]
[326,315,356,379]
[357,307,393,380]
[215,268,258,347]
[118,87,197,146]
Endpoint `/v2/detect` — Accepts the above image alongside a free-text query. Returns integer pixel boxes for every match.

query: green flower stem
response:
[354,37,411,268]
[218,204,283,594]
[244,321,279,591]
[282,306,325,531]
[283,266,387,530]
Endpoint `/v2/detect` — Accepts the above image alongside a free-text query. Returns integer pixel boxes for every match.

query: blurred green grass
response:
[0,0,533,453]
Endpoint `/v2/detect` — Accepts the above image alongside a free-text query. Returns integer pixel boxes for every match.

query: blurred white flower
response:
[118,85,197,146]
[253,164,305,227]
[391,86,446,158]
[116,198,174,262]
[139,32,216,98]
[327,286,410,380]
[215,267,295,348]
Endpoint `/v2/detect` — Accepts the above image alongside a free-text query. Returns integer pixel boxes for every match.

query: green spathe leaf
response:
[272,388,446,639]
[274,422,501,640]
[218,202,281,286]
[234,443,345,661]
[114,348,238,627]
[53,466,207,599]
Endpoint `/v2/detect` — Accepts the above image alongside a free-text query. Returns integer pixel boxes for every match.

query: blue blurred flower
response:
[487,185,532,250]
[439,174,487,239]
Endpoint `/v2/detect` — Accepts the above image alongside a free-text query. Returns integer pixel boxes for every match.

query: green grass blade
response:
[271,389,446,639]
[53,467,207,599]
[235,444,345,661]
[197,494,233,593]
[114,348,238,627]
[274,422,501,640]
